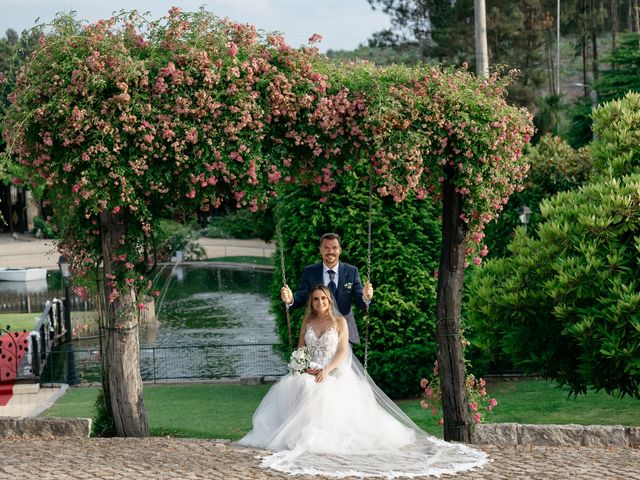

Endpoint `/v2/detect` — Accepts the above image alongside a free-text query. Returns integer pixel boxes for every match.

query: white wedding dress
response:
[238,325,488,478]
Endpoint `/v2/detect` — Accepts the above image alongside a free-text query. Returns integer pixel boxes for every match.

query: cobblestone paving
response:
[1,438,639,479]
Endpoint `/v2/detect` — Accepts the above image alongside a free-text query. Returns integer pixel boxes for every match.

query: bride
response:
[238,284,488,478]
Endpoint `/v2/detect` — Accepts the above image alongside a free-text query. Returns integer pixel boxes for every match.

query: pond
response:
[142,264,279,346]
[40,264,288,384]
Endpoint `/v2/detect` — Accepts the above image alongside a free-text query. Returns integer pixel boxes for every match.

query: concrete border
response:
[475,423,640,448]
[0,417,91,438]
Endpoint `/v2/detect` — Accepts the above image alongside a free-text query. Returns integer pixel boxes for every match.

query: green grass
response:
[44,384,272,439]
[486,379,640,426]
[399,378,640,435]
[0,313,41,331]
[206,256,273,266]
[43,379,639,439]
[0,311,99,334]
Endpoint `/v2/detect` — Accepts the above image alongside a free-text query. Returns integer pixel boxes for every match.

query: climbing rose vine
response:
[3,9,532,301]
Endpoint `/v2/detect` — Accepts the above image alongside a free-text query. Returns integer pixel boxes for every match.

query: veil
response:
[273,299,487,477]
[244,291,488,478]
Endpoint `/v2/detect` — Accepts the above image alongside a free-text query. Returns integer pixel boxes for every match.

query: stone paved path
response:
[0,438,638,479]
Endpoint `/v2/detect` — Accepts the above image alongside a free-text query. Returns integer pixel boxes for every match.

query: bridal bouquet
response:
[288,346,310,374]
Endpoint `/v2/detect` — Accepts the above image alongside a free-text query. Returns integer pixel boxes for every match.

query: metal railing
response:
[40,342,288,384]
[7,299,68,381]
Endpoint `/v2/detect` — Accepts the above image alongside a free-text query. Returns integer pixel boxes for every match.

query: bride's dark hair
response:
[303,284,340,329]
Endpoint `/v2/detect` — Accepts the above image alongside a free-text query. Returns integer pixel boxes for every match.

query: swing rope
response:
[274,172,374,365]
[363,164,373,371]
[275,203,294,353]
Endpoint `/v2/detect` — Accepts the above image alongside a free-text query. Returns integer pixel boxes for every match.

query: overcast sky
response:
[0,0,391,52]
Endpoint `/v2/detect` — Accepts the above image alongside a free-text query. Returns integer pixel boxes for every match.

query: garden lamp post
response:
[519,205,532,233]
[58,255,79,385]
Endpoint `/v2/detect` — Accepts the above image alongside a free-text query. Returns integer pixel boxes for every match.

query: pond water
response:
[40,264,288,383]
[142,264,279,346]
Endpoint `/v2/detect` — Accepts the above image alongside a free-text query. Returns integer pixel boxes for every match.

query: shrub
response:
[466,173,640,397]
[204,208,274,242]
[32,215,56,239]
[155,219,204,261]
[92,388,117,437]
[591,91,640,178]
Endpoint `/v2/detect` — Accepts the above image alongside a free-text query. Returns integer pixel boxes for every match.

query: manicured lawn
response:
[43,379,640,439]
[0,311,99,337]
[0,313,41,331]
[398,378,640,435]
[488,379,639,426]
[44,383,272,439]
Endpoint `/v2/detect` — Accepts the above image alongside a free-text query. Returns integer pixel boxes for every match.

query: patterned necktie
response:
[327,269,337,298]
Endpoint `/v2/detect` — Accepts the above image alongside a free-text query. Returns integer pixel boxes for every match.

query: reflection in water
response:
[146,264,278,345]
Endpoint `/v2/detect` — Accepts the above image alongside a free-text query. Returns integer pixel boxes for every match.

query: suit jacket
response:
[291,262,368,344]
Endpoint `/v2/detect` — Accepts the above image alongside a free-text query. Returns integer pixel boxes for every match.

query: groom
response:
[281,232,373,344]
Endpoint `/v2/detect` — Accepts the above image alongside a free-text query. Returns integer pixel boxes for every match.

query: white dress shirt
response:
[323,262,340,288]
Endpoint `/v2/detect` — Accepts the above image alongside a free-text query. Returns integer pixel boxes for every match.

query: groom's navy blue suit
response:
[291,262,368,344]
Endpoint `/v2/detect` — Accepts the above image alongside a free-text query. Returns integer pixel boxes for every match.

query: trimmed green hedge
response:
[272,169,441,398]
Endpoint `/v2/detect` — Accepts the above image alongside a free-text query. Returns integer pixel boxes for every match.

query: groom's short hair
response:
[319,232,341,246]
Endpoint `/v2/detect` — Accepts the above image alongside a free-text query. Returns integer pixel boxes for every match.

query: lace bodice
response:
[304,325,339,368]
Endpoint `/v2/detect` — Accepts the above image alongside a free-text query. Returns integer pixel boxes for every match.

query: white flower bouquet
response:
[288,346,310,374]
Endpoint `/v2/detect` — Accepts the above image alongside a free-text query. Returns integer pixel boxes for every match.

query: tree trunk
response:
[100,210,149,437]
[611,0,618,54]
[435,168,471,443]
[591,0,600,81]
[545,28,556,95]
[583,0,590,97]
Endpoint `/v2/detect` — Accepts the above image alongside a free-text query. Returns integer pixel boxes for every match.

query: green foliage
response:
[92,388,117,437]
[273,167,441,398]
[368,344,437,399]
[204,208,274,242]
[327,45,424,66]
[533,94,564,139]
[155,219,205,261]
[367,0,550,110]
[0,28,42,181]
[565,97,595,149]
[484,134,593,257]
[591,91,640,177]
[467,173,640,398]
[595,33,640,104]
[32,215,56,239]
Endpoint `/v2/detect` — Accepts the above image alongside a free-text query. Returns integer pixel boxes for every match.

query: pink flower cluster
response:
[420,361,498,428]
